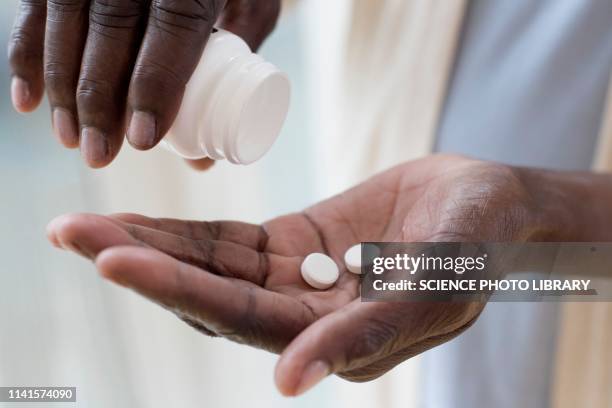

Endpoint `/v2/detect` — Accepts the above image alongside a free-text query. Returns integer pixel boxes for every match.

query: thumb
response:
[218,0,281,50]
[184,158,215,171]
[274,301,408,396]
[274,300,481,396]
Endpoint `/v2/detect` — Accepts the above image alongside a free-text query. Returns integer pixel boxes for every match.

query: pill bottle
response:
[163,29,290,165]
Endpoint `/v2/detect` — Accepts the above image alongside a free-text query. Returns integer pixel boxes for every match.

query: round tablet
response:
[344,244,362,274]
[300,253,339,290]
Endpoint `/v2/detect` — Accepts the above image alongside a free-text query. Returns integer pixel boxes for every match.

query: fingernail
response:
[127,111,157,149]
[46,215,70,250]
[81,127,110,167]
[295,361,330,396]
[45,222,63,249]
[11,77,30,112]
[52,108,79,148]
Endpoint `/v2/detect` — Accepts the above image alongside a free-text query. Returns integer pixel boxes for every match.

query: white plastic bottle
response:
[163,29,291,165]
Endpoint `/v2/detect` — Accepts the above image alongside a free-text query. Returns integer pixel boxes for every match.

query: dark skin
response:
[19,1,612,398]
[8,0,280,168]
[48,154,610,396]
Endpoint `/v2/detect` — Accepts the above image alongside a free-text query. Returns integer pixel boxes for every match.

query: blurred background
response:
[0,1,415,407]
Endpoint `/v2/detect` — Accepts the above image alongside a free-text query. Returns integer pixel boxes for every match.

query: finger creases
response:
[44,0,89,147]
[121,222,270,286]
[76,0,148,167]
[275,302,411,396]
[110,213,268,250]
[95,246,313,352]
[126,0,225,150]
[50,213,272,285]
[275,300,485,396]
[8,0,47,112]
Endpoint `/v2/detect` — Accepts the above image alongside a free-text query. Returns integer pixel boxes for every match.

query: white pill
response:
[344,244,362,274]
[301,253,339,289]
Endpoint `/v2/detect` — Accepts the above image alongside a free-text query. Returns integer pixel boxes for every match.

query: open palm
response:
[48,154,539,395]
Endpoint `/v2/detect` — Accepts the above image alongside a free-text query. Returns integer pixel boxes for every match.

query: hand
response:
[46,154,552,395]
[8,0,280,168]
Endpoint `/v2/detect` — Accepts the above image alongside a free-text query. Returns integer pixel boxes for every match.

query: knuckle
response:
[14,0,46,22]
[47,0,87,6]
[8,1,46,69]
[88,0,147,31]
[8,31,41,68]
[76,77,114,108]
[17,0,46,11]
[47,0,88,20]
[345,317,400,364]
[191,239,224,275]
[150,0,223,33]
[44,70,75,101]
[132,59,185,92]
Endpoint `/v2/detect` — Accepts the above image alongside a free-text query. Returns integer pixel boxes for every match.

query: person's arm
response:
[46,154,612,395]
[8,0,280,168]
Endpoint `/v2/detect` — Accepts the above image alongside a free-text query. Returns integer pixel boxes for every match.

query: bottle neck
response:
[199,53,290,164]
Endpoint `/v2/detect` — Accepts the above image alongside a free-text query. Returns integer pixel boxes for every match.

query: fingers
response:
[274,301,402,396]
[77,0,149,167]
[110,213,267,249]
[185,158,215,171]
[96,246,254,324]
[44,0,89,147]
[8,0,47,112]
[110,214,308,287]
[8,0,279,163]
[46,213,144,257]
[274,301,480,396]
[117,221,271,285]
[48,212,314,350]
[47,213,284,285]
[125,0,225,150]
[218,0,281,50]
[96,246,314,351]
[113,214,309,287]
